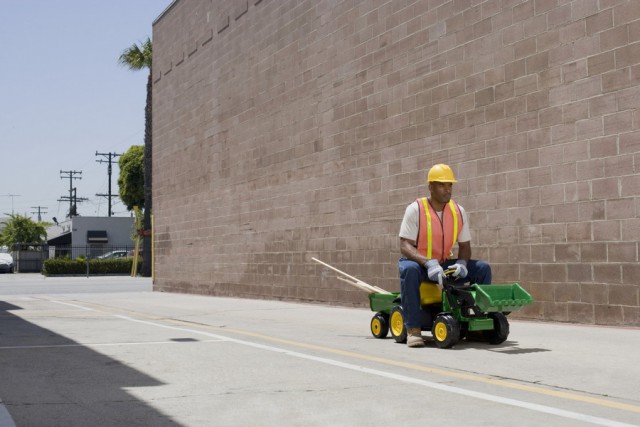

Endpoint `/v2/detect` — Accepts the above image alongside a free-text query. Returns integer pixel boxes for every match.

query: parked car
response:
[0,253,14,273]
[127,249,143,258]
[97,250,129,260]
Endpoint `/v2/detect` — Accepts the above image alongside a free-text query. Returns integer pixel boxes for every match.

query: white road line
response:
[113,315,636,427]
[0,339,223,350]
[48,300,94,311]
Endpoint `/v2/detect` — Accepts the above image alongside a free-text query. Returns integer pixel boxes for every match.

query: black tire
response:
[483,312,510,344]
[370,313,389,339]
[431,314,461,349]
[389,306,407,343]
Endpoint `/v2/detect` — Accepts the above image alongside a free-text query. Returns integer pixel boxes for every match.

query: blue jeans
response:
[398,258,492,329]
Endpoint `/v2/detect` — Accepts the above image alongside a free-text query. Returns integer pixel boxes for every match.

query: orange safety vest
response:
[416,198,463,263]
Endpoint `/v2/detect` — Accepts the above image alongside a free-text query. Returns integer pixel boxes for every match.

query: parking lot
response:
[1,274,639,426]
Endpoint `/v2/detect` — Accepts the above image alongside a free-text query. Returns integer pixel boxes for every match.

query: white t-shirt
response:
[399,200,471,243]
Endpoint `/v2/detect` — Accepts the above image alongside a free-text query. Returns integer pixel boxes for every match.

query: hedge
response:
[43,258,137,276]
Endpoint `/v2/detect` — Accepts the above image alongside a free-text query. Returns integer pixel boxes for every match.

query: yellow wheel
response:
[431,314,460,349]
[434,321,448,342]
[370,313,389,338]
[389,306,407,343]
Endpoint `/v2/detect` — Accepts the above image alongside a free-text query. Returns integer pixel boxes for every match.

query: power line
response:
[59,171,87,218]
[95,151,122,217]
[30,206,48,222]
[1,194,21,215]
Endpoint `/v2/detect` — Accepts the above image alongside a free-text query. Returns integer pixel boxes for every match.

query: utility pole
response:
[59,171,86,217]
[1,194,21,215]
[95,151,121,217]
[30,206,48,222]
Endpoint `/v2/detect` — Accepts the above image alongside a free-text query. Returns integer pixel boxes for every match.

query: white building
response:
[46,216,136,259]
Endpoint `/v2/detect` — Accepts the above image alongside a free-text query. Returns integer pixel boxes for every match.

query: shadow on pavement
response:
[447,335,551,354]
[0,301,183,427]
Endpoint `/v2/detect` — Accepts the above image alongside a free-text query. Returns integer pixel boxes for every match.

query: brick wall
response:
[152,0,640,326]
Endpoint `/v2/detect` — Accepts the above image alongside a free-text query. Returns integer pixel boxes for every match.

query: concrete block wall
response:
[152,0,640,326]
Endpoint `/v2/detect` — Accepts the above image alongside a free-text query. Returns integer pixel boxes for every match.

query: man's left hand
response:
[452,260,468,279]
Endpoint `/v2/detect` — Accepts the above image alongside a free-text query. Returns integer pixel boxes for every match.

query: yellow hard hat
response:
[427,163,457,183]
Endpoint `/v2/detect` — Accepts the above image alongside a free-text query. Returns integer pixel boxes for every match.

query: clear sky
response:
[0,0,173,223]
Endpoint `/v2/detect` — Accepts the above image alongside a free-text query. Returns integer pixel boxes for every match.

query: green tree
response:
[0,214,47,249]
[119,38,153,277]
[118,145,145,210]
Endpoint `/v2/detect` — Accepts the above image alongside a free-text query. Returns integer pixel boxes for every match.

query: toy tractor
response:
[369,269,534,348]
[312,258,533,349]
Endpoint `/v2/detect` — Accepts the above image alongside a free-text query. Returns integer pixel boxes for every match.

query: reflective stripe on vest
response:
[416,198,462,263]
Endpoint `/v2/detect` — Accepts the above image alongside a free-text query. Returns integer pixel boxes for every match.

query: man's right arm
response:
[399,202,428,265]
[401,237,445,286]
[400,237,429,266]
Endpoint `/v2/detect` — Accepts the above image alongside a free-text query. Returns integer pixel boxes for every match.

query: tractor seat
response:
[420,281,442,305]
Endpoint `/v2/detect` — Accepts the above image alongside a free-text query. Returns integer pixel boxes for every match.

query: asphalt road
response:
[0,273,639,427]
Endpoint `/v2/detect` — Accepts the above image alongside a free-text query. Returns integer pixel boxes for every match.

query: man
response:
[398,163,492,348]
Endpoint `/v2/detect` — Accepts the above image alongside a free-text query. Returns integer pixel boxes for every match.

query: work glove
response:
[424,259,445,285]
[451,260,468,279]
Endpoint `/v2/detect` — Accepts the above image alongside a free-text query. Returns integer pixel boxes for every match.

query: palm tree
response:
[119,38,153,277]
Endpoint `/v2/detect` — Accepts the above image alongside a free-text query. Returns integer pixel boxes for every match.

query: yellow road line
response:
[46,299,640,415]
